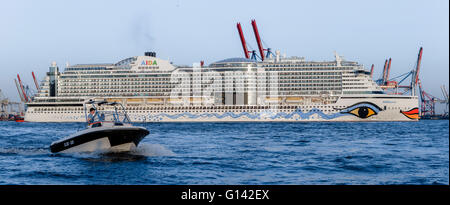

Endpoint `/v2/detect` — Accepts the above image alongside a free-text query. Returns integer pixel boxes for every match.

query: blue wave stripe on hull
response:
[146,108,347,120]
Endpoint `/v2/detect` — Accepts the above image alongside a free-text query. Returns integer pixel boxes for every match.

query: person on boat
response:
[87,108,100,126]
[99,113,105,121]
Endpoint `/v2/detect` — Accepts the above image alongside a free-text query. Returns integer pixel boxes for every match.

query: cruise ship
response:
[24,51,419,122]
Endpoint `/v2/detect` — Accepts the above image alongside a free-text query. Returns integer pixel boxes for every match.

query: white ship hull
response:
[25,97,419,122]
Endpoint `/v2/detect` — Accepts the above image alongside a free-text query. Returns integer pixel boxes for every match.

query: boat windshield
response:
[84,100,131,126]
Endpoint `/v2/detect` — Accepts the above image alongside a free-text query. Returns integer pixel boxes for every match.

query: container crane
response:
[417,80,446,117]
[377,47,423,95]
[236,20,275,61]
[441,85,449,104]
[370,64,374,78]
[385,58,392,84]
[237,22,250,59]
[412,47,423,96]
[32,71,40,92]
[17,74,29,102]
[418,80,434,116]
[379,59,388,85]
[237,22,258,60]
[250,19,275,61]
[14,79,25,102]
[440,85,449,116]
[251,19,266,61]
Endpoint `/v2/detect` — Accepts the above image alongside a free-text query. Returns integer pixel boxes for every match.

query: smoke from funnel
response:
[131,14,155,50]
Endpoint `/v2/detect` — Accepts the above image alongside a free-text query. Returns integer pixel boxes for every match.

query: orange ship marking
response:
[400,108,420,119]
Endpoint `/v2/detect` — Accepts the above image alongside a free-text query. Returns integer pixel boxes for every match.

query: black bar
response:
[0,185,448,203]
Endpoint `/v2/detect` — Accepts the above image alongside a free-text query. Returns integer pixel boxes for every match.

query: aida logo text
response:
[141,60,157,66]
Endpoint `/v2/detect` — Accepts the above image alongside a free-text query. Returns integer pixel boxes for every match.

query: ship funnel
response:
[145,52,156,57]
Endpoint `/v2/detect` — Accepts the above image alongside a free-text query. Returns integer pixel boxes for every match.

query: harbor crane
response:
[32,71,40,92]
[236,19,275,61]
[418,80,438,116]
[370,64,374,78]
[374,47,423,95]
[417,80,448,118]
[440,85,449,117]
[0,89,24,120]
[15,73,38,103]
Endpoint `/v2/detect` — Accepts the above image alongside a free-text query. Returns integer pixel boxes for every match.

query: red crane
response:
[14,79,25,102]
[17,74,28,102]
[381,59,388,85]
[251,19,265,61]
[414,47,423,87]
[418,80,438,116]
[378,47,424,95]
[236,23,250,59]
[385,58,392,82]
[383,58,398,90]
[32,71,40,92]
[370,64,374,78]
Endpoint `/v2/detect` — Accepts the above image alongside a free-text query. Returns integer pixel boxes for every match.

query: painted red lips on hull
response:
[400,107,420,119]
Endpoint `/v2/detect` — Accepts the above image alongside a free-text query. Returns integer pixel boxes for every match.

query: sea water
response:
[0,120,448,185]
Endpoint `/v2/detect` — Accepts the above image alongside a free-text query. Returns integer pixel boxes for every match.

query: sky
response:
[0,0,448,108]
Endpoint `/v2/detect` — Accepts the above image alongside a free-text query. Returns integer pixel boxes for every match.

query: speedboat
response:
[50,100,149,153]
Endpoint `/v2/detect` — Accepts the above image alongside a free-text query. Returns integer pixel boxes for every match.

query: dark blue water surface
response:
[0,121,448,185]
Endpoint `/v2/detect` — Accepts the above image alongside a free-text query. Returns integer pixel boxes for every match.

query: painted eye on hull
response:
[347,106,377,118]
[339,102,382,119]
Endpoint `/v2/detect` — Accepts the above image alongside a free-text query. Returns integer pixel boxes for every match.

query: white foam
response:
[0,147,49,156]
[129,143,175,157]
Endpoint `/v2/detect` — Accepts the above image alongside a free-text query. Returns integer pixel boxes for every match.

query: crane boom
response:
[370,64,374,78]
[32,71,40,92]
[236,23,250,59]
[441,85,449,103]
[385,58,392,82]
[14,79,25,102]
[382,59,388,84]
[17,74,28,102]
[414,47,423,86]
[251,19,265,61]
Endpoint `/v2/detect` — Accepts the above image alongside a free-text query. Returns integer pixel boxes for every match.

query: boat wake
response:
[128,143,175,157]
[0,143,174,163]
[0,147,49,156]
[47,143,175,162]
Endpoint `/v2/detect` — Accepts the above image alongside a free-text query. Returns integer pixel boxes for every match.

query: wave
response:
[0,147,49,156]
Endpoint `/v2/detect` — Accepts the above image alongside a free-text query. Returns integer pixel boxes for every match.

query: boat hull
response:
[50,127,149,153]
